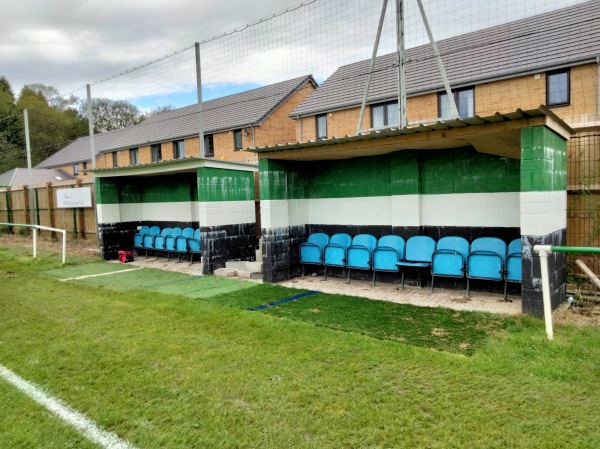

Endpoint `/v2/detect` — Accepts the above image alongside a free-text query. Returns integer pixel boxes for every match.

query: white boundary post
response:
[533,245,554,341]
[1,223,67,264]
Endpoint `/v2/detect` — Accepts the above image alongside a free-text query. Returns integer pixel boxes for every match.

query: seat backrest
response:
[170,227,182,238]
[507,238,521,256]
[193,228,200,240]
[160,227,172,237]
[137,225,150,235]
[471,237,506,260]
[148,226,160,236]
[436,236,469,259]
[351,234,377,251]
[329,233,352,248]
[376,235,405,259]
[181,227,194,238]
[307,233,329,249]
[405,236,436,262]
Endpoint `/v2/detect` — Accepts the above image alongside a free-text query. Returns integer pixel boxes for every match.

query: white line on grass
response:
[0,364,138,449]
[60,267,144,281]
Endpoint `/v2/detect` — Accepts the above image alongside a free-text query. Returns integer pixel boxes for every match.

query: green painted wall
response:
[197,167,254,202]
[259,147,520,200]
[95,178,119,204]
[96,174,197,205]
[521,126,567,192]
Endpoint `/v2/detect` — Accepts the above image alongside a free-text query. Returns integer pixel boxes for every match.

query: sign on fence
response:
[56,187,93,208]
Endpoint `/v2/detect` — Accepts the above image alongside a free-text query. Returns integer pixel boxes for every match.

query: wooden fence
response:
[0,179,97,243]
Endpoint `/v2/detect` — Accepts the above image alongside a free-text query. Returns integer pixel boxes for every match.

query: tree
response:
[86,98,145,134]
[0,76,25,173]
[16,86,87,166]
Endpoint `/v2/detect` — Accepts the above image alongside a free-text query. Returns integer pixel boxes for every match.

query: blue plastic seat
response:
[299,233,329,275]
[323,233,352,280]
[165,227,182,261]
[396,236,436,289]
[466,237,507,296]
[431,236,469,292]
[175,227,195,262]
[142,226,161,257]
[372,235,405,286]
[187,229,202,264]
[153,227,172,260]
[346,234,378,283]
[133,225,150,254]
[504,238,522,298]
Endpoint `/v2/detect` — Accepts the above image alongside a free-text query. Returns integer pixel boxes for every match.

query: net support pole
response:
[396,0,407,129]
[86,84,96,170]
[196,42,206,158]
[356,0,389,135]
[23,109,36,230]
[416,0,459,119]
[534,245,554,341]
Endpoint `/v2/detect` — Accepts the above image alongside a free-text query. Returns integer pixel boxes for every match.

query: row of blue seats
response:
[299,233,522,298]
[133,226,201,263]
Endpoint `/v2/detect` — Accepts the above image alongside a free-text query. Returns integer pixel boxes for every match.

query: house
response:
[36,75,317,176]
[252,2,600,317]
[289,1,599,138]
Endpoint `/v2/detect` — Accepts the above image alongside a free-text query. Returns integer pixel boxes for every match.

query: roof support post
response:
[356,0,389,135]
[396,0,407,129]
[416,0,459,119]
[196,42,206,158]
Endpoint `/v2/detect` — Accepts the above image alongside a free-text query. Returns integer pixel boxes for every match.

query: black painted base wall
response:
[98,220,197,260]
[521,229,567,319]
[201,223,257,275]
[262,226,307,283]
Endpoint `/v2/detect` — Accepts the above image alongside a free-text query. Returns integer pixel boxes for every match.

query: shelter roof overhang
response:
[92,157,258,179]
[249,106,574,161]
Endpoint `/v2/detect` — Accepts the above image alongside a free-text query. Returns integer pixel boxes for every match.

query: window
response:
[371,102,399,128]
[112,152,118,168]
[204,134,214,157]
[73,164,79,175]
[151,144,162,163]
[439,87,474,119]
[173,140,185,159]
[234,129,243,150]
[129,148,139,166]
[547,69,570,107]
[83,162,88,175]
[316,114,327,140]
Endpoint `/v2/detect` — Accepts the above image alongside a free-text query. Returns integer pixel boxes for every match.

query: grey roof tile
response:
[0,168,74,187]
[291,1,600,117]
[37,75,315,168]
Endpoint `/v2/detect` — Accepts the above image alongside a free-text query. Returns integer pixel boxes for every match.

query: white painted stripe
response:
[520,190,567,236]
[0,364,138,449]
[120,202,198,223]
[96,204,121,224]
[421,192,520,227]
[60,267,143,282]
[260,200,291,229]
[263,193,520,229]
[198,200,255,227]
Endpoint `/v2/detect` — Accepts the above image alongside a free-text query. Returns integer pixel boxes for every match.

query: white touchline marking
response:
[60,267,144,282]
[0,364,138,449]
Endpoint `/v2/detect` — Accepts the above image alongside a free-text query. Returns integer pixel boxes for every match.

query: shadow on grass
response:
[206,284,517,355]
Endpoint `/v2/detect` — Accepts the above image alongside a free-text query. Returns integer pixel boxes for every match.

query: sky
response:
[1,0,588,106]
[0,0,305,96]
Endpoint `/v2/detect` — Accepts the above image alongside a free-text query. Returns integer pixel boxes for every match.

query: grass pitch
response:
[1,246,600,448]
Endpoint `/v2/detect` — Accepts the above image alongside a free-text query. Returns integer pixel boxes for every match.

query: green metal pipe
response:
[550,246,600,254]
